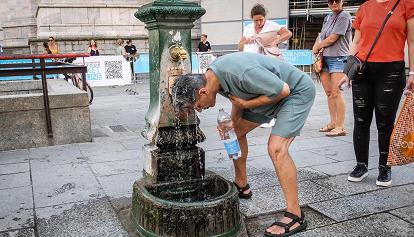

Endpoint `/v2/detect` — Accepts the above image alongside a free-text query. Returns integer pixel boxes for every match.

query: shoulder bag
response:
[344,0,401,81]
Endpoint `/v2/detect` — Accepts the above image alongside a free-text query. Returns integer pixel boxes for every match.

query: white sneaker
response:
[260,119,275,128]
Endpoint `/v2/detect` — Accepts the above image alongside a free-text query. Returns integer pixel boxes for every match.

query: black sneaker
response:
[376,165,392,187]
[348,163,368,182]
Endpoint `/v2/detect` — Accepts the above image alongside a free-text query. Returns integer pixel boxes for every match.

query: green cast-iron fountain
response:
[131,1,240,236]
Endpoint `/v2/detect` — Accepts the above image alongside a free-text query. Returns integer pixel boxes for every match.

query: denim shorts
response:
[322,56,347,73]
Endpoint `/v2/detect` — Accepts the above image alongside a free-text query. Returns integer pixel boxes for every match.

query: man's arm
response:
[230,83,290,109]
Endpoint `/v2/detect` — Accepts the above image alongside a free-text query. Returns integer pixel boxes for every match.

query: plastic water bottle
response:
[217,108,241,160]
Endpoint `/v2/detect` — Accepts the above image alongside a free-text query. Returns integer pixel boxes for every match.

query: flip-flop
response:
[319,124,335,132]
[326,128,347,137]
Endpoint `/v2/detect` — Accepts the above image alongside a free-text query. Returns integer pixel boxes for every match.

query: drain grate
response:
[109,125,128,132]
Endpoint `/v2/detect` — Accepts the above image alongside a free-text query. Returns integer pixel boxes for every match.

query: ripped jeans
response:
[352,61,406,167]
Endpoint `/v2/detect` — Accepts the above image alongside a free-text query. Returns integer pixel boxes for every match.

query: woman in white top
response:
[238,4,292,56]
[238,4,292,128]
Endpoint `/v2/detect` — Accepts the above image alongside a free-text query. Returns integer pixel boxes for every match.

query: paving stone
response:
[245,207,335,237]
[240,181,343,217]
[0,163,29,175]
[119,138,147,150]
[92,128,109,138]
[314,166,414,196]
[97,172,141,198]
[0,228,35,237]
[89,159,142,177]
[84,149,140,164]
[309,184,414,221]
[36,199,128,237]
[109,125,128,132]
[296,213,414,237]
[247,168,327,190]
[290,151,338,168]
[0,173,31,190]
[310,144,355,162]
[0,150,29,165]
[0,187,34,232]
[31,162,104,208]
[310,160,359,176]
[78,141,126,157]
[289,137,348,152]
[389,205,414,224]
[29,144,84,165]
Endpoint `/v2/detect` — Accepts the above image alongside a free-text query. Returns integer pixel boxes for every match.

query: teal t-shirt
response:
[208,52,312,117]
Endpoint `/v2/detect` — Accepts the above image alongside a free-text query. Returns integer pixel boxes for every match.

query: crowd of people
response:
[41,37,139,60]
[173,0,414,237]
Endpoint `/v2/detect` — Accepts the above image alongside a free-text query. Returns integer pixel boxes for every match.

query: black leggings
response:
[352,61,406,167]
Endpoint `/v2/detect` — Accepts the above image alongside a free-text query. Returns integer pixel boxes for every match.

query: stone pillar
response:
[135,0,206,183]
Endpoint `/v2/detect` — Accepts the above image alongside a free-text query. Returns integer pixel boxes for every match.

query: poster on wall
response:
[74,56,132,87]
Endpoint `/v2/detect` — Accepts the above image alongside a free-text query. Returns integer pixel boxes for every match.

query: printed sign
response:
[74,55,131,87]
[281,50,314,66]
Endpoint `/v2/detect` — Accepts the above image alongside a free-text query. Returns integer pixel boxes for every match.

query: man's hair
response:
[172,74,206,110]
[250,3,267,18]
[201,34,207,38]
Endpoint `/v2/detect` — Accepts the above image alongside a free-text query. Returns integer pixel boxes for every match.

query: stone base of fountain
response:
[131,172,240,237]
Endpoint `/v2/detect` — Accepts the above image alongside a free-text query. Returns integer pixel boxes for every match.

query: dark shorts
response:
[242,81,316,138]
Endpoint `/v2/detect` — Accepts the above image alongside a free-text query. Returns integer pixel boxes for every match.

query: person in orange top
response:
[341,0,414,187]
[47,36,59,54]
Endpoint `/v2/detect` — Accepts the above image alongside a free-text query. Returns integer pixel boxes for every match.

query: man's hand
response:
[230,95,249,109]
[405,75,414,95]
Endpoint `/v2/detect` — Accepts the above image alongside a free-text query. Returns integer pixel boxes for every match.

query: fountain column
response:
[131,1,240,236]
[136,0,206,182]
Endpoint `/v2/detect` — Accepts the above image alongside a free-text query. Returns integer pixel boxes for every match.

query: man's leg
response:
[233,119,259,194]
[266,135,301,235]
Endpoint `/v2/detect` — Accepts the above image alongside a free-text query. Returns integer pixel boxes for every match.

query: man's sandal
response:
[319,124,335,132]
[232,182,253,199]
[264,211,307,237]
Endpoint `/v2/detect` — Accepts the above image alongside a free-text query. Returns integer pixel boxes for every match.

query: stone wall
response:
[0,0,202,55]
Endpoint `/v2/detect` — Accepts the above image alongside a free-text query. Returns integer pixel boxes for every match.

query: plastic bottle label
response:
[224,138,241,156]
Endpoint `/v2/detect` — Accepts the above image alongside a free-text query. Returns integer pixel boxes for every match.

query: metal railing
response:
[0,53,90,137]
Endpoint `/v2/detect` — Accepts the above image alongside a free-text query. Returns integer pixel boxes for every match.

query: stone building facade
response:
[0,0,201,55]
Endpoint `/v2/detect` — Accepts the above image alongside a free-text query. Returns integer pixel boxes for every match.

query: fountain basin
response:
[131,173,240,237]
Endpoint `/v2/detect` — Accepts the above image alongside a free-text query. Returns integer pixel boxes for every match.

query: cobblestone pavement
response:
[1,81,413,237]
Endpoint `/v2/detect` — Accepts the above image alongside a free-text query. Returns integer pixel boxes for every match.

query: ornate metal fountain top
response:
[135,0,206,24]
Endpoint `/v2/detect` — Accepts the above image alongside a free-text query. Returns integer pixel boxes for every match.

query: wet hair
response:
[250,3,267,18]
[172,74,206,110]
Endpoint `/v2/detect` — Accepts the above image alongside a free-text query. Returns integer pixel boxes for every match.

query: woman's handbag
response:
[344,0,401,81]
[343,54,365,81]
[313,50,324,73]
[255,31,283,58]
[387,93,414,166]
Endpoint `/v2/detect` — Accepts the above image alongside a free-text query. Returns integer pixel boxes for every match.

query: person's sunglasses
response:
[328,0,341,5]
[48,39,53,41]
